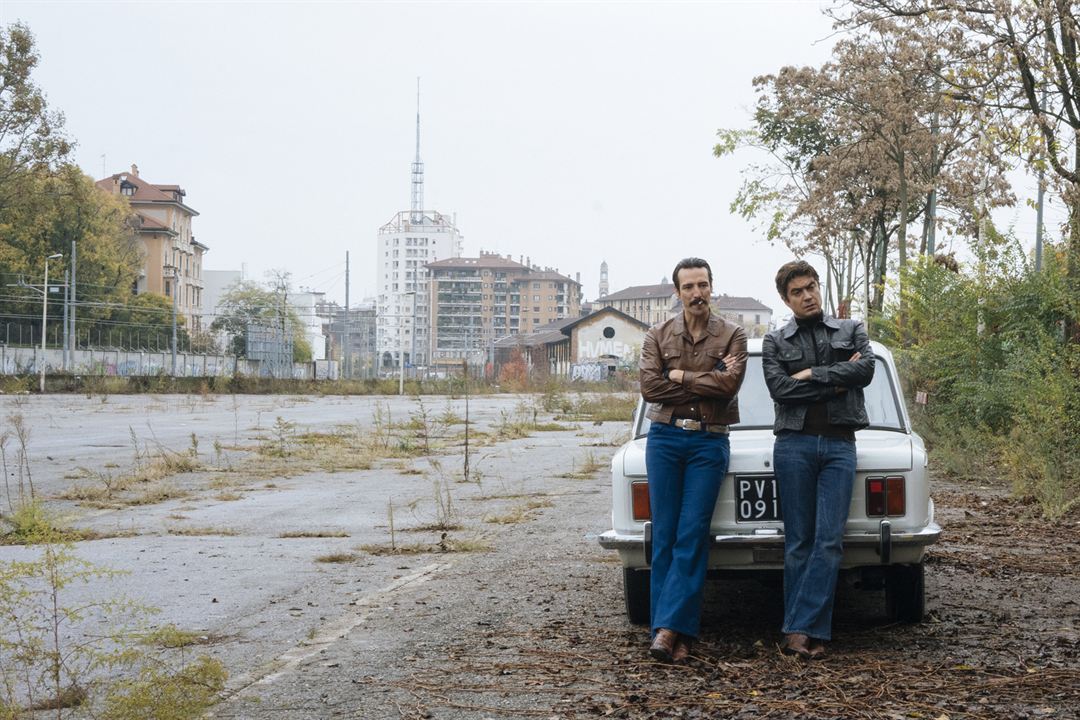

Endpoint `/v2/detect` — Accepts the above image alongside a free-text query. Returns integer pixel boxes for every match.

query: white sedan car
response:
[598,339,941,625]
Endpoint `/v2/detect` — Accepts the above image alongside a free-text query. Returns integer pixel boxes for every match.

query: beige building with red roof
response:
[425,251,582,367]
[597,279,773,337]
[96,165,208,332]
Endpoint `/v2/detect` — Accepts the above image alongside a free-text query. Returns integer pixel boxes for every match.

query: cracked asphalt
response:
[2,392,1078,719]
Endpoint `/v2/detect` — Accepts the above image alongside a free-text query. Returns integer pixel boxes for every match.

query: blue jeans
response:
[645,422,730,639]
[773,431,857,641]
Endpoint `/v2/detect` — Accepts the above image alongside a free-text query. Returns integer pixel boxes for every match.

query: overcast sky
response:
[1,1,1055,320]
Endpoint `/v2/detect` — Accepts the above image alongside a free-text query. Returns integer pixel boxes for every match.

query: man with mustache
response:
[638,257,747,663]
[762,260,875,659]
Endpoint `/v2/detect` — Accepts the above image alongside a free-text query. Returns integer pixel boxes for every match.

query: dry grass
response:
[558,451,607,479]
[484,497,553,525]
[315,552,358,563]
[128,482,190,506]
[166,526,239,537]
[359,536,491,556]
[213,491,244,501]
[279,530,350,538]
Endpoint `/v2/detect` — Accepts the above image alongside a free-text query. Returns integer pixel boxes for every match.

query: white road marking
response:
[221,561,450,696]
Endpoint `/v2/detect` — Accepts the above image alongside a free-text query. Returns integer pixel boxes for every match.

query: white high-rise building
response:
[376,81,463,371]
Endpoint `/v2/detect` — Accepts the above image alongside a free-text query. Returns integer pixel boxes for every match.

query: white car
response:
[598,339,941,625]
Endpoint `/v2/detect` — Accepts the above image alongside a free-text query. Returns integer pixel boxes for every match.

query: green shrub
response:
[880,237,1080,517]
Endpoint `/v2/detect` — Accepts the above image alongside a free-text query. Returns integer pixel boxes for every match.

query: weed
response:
[558,450,606,479]
[125,482,189,506]
[166,526,239,537]
[278,530,350,539]
[315,552,357,564]
[357,543,431,556]
[260,416,297,457]
[0,526,188,718]
[138,625,210,649]
[483,497,552,525]
[100,655,226,720]
[1,413,35,511]
[213,491,243,502]
[0,500,72,545]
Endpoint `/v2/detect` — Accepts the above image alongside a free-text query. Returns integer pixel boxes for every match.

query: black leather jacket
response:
[761,315,875,434]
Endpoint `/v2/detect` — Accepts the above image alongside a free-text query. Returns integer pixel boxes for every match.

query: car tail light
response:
[886,475,906,516]
[866,476,906,517]
[631,481,651,521]
[866,477,886,516]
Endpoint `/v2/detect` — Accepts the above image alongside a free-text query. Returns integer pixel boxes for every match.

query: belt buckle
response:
[678,419,702,431]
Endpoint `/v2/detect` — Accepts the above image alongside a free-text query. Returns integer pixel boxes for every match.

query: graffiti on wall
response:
[571,362,607,382]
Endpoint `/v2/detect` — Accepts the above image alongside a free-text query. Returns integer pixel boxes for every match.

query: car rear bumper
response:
[597,521,941,569]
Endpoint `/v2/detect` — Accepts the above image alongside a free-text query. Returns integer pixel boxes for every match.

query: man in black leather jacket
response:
[761,260,875,659]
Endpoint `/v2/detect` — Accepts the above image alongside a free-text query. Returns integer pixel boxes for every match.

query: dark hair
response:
[672,257,712,287]
[775,260,819,298]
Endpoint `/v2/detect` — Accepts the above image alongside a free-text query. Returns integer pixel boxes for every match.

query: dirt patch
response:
[338,473,1080,720]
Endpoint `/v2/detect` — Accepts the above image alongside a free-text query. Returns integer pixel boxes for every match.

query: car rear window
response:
[635,356,905,438]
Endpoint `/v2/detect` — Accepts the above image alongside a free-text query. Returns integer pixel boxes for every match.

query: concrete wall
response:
[0,346,318,379]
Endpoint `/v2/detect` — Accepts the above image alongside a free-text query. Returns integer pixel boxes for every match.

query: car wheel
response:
[885,562,925,623]
[623,568,650,625]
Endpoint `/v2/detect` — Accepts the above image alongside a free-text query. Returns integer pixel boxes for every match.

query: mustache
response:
[690,298,707,306]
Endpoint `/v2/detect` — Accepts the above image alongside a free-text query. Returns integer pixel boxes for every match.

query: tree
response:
[104,293,188,350]
[716,23,1011,314]
[0,22,72,213]
[0,165,144,344]
[210,278,312,363]
[839,1,1080,336]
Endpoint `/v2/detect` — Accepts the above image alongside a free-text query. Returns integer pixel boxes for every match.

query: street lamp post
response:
[399,291,416,395]
[40,253,63,393]
[164,264,178,376]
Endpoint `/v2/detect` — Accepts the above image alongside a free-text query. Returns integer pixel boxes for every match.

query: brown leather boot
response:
[649,628,677,663]
[780,633,812,659]
[808,639,827,660]
[672,635,693,664]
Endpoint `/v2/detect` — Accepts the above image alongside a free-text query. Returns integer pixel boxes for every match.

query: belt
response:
[671,418,728,434]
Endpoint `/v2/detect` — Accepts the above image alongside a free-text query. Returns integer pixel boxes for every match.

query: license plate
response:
[735,475,782,522]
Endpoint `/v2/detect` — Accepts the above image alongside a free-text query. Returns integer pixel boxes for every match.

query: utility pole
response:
[62,267,69,371]
[344,251,351,379]
[40,253,62,393]
[69,238,77,368]
[410,290,417,382]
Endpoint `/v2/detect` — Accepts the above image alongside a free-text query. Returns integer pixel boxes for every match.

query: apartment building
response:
[96,165,208,332]
[425,252,582,365]
[376,88,463,371]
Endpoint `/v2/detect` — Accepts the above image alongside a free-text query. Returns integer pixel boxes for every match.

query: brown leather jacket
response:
[639,313,748,426]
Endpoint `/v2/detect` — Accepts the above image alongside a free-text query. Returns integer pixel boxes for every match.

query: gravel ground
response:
[2,393,1078,719]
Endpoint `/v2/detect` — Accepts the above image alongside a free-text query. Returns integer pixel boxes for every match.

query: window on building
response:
[533,282,540,289]
[533,306,540,312]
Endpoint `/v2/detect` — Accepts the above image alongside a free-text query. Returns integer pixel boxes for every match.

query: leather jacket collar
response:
[780,313,842,340]
[672,312,726,340]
